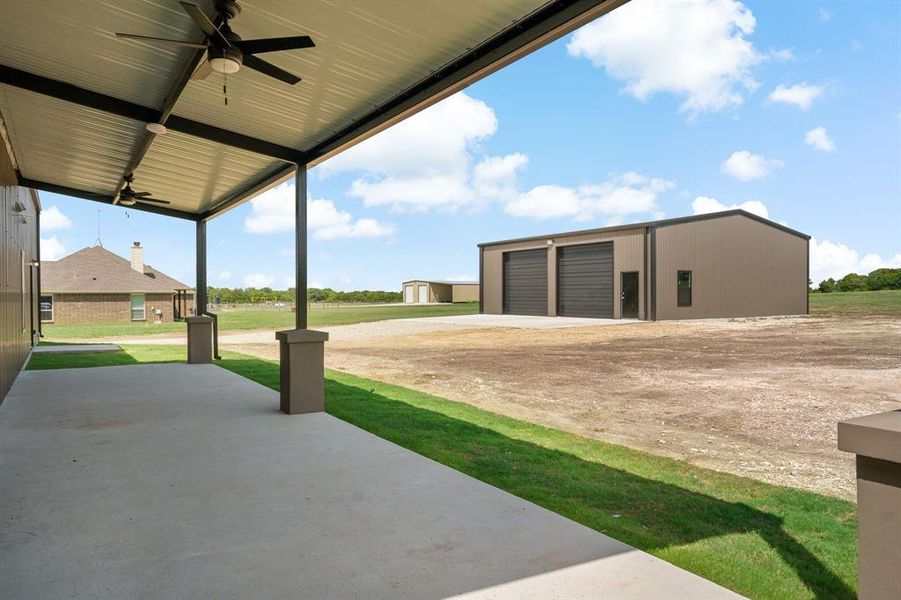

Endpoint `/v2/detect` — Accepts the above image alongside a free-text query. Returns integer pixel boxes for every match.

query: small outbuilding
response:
[403,280,479,304]
[479,210,810,321]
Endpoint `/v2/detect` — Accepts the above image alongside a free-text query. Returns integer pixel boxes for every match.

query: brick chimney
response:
[130,242,144,273]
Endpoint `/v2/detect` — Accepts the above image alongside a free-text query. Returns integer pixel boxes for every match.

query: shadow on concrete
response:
[322,377,856,600]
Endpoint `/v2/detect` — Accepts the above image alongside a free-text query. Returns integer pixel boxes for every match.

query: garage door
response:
[503,248,548,315]
[557,242,613,318]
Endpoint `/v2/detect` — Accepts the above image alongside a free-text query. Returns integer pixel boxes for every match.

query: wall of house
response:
[47,292,192,324]
[1,138,39,403]
[653,214,808,320]
[481,227,646,319]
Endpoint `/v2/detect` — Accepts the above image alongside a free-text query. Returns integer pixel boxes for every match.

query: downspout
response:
[35,195,42,340]
[651,227,658,321]
[643,227,649,321]
[479,245,484,314]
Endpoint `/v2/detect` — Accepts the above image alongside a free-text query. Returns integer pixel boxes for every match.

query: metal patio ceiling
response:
[0,0,626,221]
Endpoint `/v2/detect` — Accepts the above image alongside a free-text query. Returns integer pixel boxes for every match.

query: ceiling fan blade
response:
[136,197,171,205]
[133,191,153,198]
[115,32,207,49]
[192,59,213,80]
[243,55,301,85]
[179,1,230,47]
[237,36,315,55]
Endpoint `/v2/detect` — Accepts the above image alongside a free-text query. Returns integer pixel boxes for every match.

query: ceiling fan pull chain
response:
[223,72,228,106]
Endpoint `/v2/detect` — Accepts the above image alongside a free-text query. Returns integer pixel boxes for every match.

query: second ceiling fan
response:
[116,0,314,86]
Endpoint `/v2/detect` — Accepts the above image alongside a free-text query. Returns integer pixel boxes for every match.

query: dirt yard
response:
[228,312,899,500]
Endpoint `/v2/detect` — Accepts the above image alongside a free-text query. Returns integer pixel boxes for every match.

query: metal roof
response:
[0,0,627,221]
[478,210,812,248]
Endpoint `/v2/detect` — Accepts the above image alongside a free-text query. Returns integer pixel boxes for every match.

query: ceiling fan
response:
[117,175,171,207]
[115,0,314,86]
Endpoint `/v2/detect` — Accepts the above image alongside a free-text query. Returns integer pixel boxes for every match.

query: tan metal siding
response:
[481,229,646,319]
[1,139,39,402]
[451,284,479,303]
[654,214,808,320]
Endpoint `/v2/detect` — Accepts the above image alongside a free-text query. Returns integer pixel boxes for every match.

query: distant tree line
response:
[206,286,401,304]
[815,268,901,293]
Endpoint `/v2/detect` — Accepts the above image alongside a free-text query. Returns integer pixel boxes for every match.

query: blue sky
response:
[39,0,900,290]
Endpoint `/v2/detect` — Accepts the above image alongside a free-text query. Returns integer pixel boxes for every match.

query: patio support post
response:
[838,411,901,599]
[275,163,328,414]
[187,220,212,364]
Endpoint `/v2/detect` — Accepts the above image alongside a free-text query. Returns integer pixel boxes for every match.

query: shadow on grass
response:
[215,354,855,599]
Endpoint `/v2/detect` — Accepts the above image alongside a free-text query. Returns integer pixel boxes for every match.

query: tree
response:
[817,278,836,293]
[836,273,868,292]
[867,268,901,291]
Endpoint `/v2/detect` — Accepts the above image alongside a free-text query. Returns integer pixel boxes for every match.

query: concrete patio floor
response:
[0,363,739,599]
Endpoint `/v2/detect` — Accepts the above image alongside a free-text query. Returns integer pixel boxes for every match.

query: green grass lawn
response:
[809,289,901,317]
[41,302,480,339]
[27,345,857,599]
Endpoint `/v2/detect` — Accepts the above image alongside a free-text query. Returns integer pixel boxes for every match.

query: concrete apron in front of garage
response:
[0,364,739,599]
[400,314,646,329]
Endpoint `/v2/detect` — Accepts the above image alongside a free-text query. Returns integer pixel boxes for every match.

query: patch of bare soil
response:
[310,316,900,500]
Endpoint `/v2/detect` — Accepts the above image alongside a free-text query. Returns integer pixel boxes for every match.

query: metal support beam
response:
[0,65,305,164]
[17,177,198,221]
[196,220,207,313]
[295,164,308,329]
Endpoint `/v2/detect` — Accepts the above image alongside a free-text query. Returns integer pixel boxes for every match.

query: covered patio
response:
[0,363,738,598]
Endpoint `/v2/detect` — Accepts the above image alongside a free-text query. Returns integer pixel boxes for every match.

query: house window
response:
[130,294,146,321]
[677,270,692,307]
[40,295,54,323]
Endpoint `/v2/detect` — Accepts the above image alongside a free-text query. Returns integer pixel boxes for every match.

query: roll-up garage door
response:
[557,242,613,318]
[503,248,548,316]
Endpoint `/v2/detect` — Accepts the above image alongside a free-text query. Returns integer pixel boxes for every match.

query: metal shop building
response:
[403,280,479,304]
[479,210,810,321]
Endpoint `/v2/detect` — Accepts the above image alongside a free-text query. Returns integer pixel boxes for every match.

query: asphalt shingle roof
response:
[41,246,192,293]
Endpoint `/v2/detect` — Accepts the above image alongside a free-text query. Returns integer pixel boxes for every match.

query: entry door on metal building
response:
[503,248,548,316]
[621,271,639,319]
[557,242,614,318]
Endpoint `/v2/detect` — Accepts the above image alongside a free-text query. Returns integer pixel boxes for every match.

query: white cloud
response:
[721,150,783,181]
[217,271,231,280]
[804,127,836,152]
[691,196,769,219]
[320,93,500,212]
[810,239,901,283]
[566,0,761,114]
[40,236,67,260]
[244,183,394,241]
[767,82,824,110]
[41,206,72,231]
[504,172,674,222]
[473,153,529,202]
[818,8,832,22]
[243,273,275,288]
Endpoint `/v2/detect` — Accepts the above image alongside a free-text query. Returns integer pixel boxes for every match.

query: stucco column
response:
[186,315,213,364]
[838,410,901,599]
[275,328,328,414]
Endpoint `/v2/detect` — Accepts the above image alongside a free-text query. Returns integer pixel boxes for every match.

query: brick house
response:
[40,243,194,325]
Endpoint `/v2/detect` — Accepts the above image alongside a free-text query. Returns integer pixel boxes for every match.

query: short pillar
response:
[275,328,328,414]
[186,315,213,364]
[838,410,901,599]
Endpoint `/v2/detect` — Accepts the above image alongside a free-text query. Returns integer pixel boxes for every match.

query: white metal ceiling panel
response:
[0,86,143,194]
[133,129,280,213]
[0,0,208,108]
[171,0,550,150]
